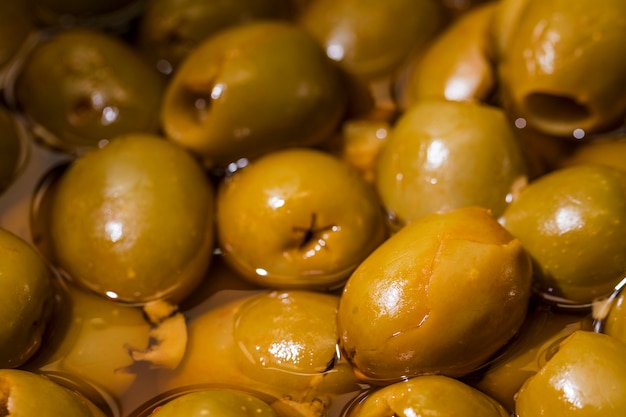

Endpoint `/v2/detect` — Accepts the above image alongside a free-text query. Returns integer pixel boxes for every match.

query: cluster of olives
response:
[1,0,626,416]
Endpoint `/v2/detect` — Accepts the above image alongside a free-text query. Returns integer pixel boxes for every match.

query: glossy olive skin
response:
[137,0,294,75]
[376,99,529,228]
[151,390,279,417]
[216,148,387,290]
[0,369,108,417]
[347,375,508,417]
[0,227,53,368]
[338,206,532,382]
[0,107,25,195]
[160,21,347,169]
[14,28,166,153]
[467,302,592,412]
[298,0,448,81]
[400,2,497,107]
[47,134,215,304]
[495,0,626,137]
[515,330,626,416]
[500,164,626,305]
[158,290,361,415]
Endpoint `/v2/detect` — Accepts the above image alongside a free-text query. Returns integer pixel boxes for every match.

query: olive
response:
[45,133,215,304]
[298,0,449,81]
[0,0,36,78]
[560,135,626,172]
[160,20,347,169]
[500,164,626,305]
[602,291,626,344]
[158,290,361,415]
[346,375,508,417]
[0,226,54,368]
[398,2,497,107]
[338,206,532,382]
[216,148,387,290]
[28,0,142,27]
[13,27,166,153]
[376,99,529,228]
[467,302,592,412]
[136,0,295,75]
[0,368,108,416]
[494,0,626,137]
[149,390,278,417]
[0,107,27,196]
[515,330,626,416]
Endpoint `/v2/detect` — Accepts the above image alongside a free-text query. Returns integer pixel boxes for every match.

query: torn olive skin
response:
[495,0,626,137]
[338,206,532,383]
[500,164,626,305]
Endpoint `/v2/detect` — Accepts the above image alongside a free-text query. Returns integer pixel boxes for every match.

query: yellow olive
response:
[338,206,532,382]
[560,135,626,172]
[46,133,215,304]
[150,390,279,417]
[216,148,387,290]
[347,375,508,417]
[376,99,529,228]
[602,291,626,344]
[495,0,626,137]
[515,330,626,416]
[500,164,626,305]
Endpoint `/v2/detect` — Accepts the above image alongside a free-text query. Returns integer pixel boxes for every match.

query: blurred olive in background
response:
[13,27,166,154]
[136,0,295,75]
[0,107,27,196]
[500,164,626,305]
[160,21,347,169]
[298,0,449,81]
[0,0,37,80]
[376,99,529,229]
[26,0,142,27]
[494,0,626,138]
[559,135,626,172]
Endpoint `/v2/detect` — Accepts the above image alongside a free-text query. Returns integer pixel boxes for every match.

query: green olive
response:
[0,369,108,416]
[298,0,449,81]
[216,148,387,290]
[160,20,347,169]
[347,375,508,417]
[338,206,532,382]
[150,390,279,417]
[13,27,166,153]
[399,2,497,107]
[137,0,294,75]
[46,133,215,304]
[500,164,626,305]
[494,0,626,137]
[0,107,26,195]
[515,330,626,416]
[0,227,53,368]
[560,135,626,172]
[376,99,529,228]
[158,290,361,415]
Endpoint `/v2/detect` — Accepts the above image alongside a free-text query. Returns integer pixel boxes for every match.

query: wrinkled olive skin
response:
[560,136,626,172]
[298,0,448,81]
[0,227,53,368]
[137,0,294,75]
[500,164,626,305]
[400,3,497,107]
[376,99,529,228]
[151,390,278,417]
[160,21,347,169]
[216,148,387,290]
[14,28,166,153]
[0,0,36,74]
[347,375,508,417]
[495,0,626,137]
[515,330,626,416]
[0,107,25,195]
[47,134,215,304]
[338,206,532,382]
[0,369,107,417]
[467,303,592,412]
[158,291,361,414]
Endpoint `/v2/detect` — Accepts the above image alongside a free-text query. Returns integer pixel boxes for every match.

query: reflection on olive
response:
[347,375,508,417]
[338,206,532,382]
[0,227,53,368]
[500,164,626,305]
[14,27,166,153]
[45,133,215,304]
